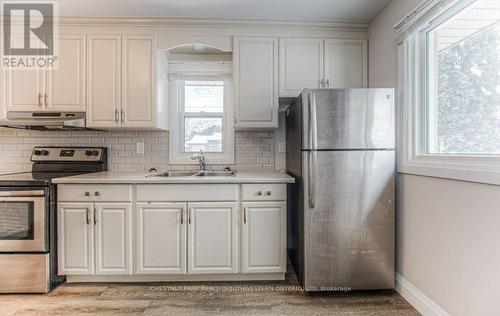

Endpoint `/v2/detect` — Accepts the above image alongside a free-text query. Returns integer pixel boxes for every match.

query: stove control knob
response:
[85,150,99,157]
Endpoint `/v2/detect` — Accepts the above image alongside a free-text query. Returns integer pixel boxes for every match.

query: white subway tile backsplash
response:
[0,128,276,173]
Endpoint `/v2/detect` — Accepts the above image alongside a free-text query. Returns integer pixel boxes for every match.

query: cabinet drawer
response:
[136,184,238,202]
[58,184,132,202]
[242,184,286,201]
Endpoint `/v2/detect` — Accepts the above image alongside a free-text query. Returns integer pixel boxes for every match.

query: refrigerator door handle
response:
[308,93,318,150]
[308,151,317,209]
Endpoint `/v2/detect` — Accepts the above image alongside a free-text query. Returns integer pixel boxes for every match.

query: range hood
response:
[0,112,96,131]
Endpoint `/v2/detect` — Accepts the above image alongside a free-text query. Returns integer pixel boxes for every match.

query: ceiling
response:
[57,0,391,23]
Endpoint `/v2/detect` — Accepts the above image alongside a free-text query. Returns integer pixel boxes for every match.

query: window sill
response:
[398,160,500,186]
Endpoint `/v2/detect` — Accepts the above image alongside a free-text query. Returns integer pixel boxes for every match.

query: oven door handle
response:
[0,190,44,197]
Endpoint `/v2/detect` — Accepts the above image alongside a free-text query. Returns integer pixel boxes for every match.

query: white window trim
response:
[168,62,234,165]
[396,0,500,185]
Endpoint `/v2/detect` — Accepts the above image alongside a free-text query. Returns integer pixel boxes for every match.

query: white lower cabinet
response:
[136,203,186,274]
[58,202,133,275]
[58,203,95,275]
[58,184,288,279]
[95,203,133,275]
[188,202,238,274]
[241,202,286,273]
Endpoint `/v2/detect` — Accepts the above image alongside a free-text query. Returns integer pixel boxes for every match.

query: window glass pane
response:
[184,81,224,113]
[427,0,500,154]
[184,117,222,152]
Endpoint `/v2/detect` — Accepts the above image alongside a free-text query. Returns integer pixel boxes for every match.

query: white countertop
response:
[52,171,295,184]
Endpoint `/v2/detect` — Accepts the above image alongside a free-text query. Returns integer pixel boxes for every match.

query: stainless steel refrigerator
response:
[286,88,395,291]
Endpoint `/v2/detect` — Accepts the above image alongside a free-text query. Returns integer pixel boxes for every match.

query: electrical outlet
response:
[136,142,145,154]
[279,142,286,153]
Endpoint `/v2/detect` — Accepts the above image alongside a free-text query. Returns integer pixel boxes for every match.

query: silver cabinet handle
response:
[94,191,100,196]
[38,93,43,107]
[94,207,97,225]
[114,109,119,123]
[44,93,48,107]
[256,191,263,196]
[180,208,184,224]
[86,208,90,225]
[188,208,192,224]
[325,79,330,88]
[265,191,272,196]
[120,110,125,123]
[84,191,90,197]
[243,207,247,224]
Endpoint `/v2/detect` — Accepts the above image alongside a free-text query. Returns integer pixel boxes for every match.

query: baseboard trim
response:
[395,273,450,316]
[66,273,286,283]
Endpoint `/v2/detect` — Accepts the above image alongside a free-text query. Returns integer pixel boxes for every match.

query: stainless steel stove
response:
[0,146,107,293]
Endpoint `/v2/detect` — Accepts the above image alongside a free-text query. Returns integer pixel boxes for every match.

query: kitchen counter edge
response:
[52,171,296,184]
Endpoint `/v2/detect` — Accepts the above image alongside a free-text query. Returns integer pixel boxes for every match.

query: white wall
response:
[369,1,500,315]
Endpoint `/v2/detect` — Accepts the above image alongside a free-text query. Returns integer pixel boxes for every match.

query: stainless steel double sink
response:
[148,170,236,178]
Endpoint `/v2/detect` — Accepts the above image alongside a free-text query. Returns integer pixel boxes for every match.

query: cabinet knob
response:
[94,191,100,196]
[256,191,263,196]
[265,191,272,196]
[84,191,90,196]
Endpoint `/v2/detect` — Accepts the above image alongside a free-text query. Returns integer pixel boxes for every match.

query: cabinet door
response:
[241,202,286,273]
[94,203,132,275]
[4,68,44,111]
[86,35,121,128]
[136,203,187,274]
[58,203,94,275]
[122,35,156,128]
[324,39,367,88]
[188,202,238,274]
[233,37,278,129]
[279,38,323,97]
[3,36,44,111]
[45,34,85,111]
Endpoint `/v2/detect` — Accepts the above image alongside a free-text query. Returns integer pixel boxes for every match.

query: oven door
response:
[0,190,46,252]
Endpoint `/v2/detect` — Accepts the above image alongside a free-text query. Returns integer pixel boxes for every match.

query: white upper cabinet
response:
[136,203,187,274]
[122,35,156,128]
[86,35,122,128]
[233,37,278,129]
[86,34,166,130]
[94,203,133,275]
[324,39,367,89]
[279,38,324,97]
[3,35,85,112]
[46,35,86,111]
[188,202,238,274]
[4,68,44,111]
[279,38,368,97]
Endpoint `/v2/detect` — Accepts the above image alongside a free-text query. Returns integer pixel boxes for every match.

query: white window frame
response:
[168,62,234,165]
[396,0,500,185]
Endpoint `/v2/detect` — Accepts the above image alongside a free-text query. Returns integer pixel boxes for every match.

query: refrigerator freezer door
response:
[302,150,395,290]
[302,89,395,150]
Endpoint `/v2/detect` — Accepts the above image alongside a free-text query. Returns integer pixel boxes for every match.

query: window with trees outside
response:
[397,0,500,184]
[426,0,500,155]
